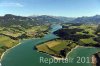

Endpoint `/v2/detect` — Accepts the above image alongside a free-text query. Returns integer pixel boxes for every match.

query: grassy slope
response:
[0,25,49,58]
[36,40,77,56]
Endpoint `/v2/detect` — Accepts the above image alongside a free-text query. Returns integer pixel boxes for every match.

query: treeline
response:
[53,23,100,47]
[53,28,93,41]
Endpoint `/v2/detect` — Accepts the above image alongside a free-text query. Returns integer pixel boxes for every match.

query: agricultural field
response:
[0,25,50,58]
[36,39,77,57]
[36,23,100,58]
[0,35,19,58]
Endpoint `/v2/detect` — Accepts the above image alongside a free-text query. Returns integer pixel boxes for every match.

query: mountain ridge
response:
[0,14,100,27]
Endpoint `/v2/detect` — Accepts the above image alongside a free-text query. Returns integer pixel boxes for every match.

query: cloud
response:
[0,2,24,7]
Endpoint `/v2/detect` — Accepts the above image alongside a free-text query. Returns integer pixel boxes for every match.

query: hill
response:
[0,14,63,27]
[70,15,100,24]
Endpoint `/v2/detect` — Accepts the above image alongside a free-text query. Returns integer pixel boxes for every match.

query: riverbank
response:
[51,46,97,60]
[0,33,51,61]
[0,42,21,61]
[50,46,80,60]
[1,39,100,66]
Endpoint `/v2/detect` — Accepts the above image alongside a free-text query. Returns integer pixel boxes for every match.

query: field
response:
[36,23,100,58]
[0,25,50,58]
[36,39,77,57]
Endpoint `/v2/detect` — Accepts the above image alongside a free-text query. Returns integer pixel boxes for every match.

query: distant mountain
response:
[70,15,100,24]
[0,14,33,27]
[30,15,75,23]
[0,14,100,27]
[0,14,63,27]
[52,16,75,22]
[29,15,63,23]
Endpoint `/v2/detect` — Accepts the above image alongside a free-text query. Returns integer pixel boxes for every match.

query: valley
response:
[0,14,100,66]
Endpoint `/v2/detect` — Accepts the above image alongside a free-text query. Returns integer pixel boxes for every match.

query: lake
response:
[1,24,100,66]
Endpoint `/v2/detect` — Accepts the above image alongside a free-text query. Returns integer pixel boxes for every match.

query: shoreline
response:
[66,45,79,58]
[66,46,97,58]
[1,43,96,61]
[51,45,80,60]
[52,46,96,60]
[0,42,22,61]
[0,40,99,64]
[0,36,44,61]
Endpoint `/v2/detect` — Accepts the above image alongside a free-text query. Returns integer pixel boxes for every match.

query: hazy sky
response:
[0,0,100,17]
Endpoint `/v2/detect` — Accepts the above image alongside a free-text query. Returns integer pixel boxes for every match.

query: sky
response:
[0,0,100,17]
